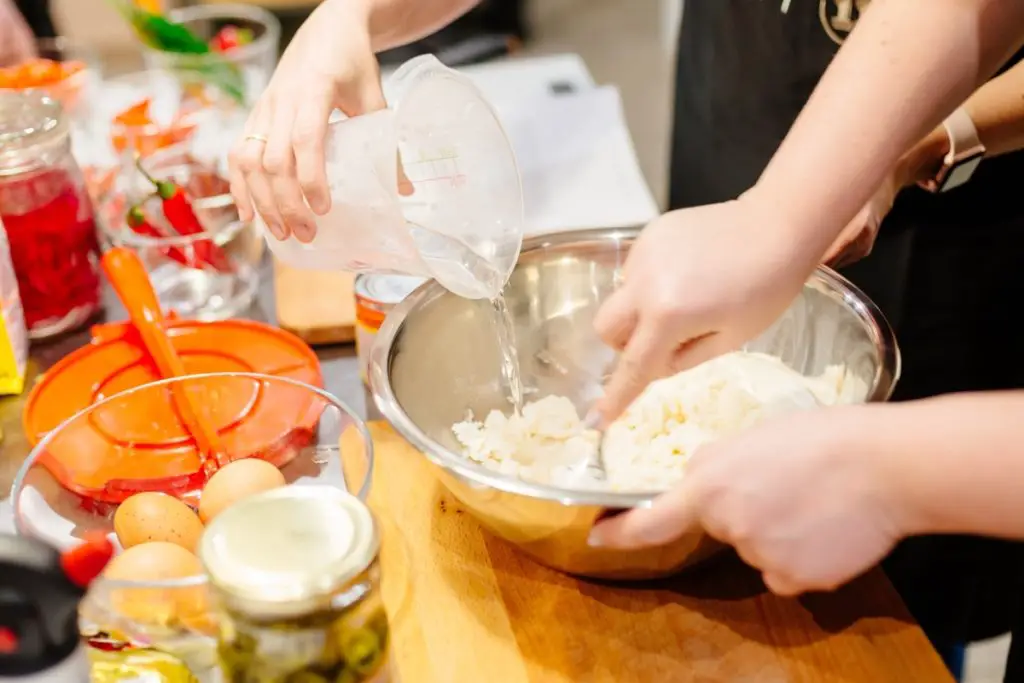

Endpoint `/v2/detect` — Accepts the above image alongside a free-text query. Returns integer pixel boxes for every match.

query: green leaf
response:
[137,14,211,54]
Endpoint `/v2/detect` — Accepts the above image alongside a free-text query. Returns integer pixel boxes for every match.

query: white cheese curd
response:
[452,351,867,493]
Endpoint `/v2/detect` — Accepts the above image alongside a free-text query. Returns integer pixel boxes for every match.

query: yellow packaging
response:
[0,218,28,395]
[88,646,198,683]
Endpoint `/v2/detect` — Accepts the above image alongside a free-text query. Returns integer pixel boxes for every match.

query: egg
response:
[100,542,208,626]
[114,492,205,552]
[199,458,286,523]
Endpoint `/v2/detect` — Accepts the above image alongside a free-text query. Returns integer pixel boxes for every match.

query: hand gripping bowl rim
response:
[9,371,375,591]
[368,226,901,510]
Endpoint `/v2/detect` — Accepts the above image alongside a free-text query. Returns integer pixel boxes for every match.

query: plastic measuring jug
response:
[260,55,524,300]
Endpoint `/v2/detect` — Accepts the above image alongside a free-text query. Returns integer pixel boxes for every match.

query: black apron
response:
[13,0,56,40]
[671,1,1024,676]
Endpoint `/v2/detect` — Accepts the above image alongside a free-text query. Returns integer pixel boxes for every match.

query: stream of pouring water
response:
[410,225,525,412]
[491,293,524,413]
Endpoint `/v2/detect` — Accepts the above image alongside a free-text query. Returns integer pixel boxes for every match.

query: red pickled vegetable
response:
[0,168,102,334]
[85,635,130,653]
[126,205,194,269]
[135,158,234,274]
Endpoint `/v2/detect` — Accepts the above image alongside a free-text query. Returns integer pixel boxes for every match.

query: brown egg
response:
[114,492,204,553]
[198,458,286,523]
[100,542,208,626]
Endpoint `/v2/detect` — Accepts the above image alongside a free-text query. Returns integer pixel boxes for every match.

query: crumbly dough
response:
[451,351,867,492]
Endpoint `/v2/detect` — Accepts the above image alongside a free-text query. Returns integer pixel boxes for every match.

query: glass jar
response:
[200,487,392,683]
[0,91,101,339]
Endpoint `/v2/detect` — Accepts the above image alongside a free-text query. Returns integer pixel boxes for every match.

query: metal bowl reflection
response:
[370,227,900,579]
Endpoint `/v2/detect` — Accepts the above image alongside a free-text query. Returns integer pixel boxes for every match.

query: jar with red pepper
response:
[0,91,101,339]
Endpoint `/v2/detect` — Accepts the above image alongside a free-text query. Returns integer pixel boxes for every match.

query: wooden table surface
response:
[363,422,954,683]
[0,338,954,683]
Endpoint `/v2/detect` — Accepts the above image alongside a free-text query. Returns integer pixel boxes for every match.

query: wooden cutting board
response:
[356,422,953,683]
[273,260,356,345]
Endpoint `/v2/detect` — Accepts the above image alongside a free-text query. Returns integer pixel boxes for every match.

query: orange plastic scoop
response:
[101,247,229,475]
[22,256,323,504]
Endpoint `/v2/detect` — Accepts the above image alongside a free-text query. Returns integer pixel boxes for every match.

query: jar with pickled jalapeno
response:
[199,487,391,683]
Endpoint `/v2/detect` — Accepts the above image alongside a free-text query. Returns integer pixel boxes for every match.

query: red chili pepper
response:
[135,159,235,274]
[126,205,195,269]
[211,25,254,52]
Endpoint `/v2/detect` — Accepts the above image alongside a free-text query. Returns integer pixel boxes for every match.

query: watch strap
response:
[921,107,986,193]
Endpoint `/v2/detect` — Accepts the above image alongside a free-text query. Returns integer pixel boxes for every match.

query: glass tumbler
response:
[141,3,281,107]
[98,150,263,321]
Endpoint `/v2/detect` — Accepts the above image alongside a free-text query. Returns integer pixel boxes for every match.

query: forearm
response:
[752,0,1024,264]
[338,0,480,52]
[859,392,1024,539]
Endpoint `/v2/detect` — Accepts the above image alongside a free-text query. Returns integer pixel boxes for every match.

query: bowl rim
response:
[9,371,374,590]
[157,3,282,65]
[369,226,901,509]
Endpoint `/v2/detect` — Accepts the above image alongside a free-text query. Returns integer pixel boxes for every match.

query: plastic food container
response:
[0,91,101,339]
[261,55,524,301]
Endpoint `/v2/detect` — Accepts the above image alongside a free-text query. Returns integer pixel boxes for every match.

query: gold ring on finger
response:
[246,134,269,144]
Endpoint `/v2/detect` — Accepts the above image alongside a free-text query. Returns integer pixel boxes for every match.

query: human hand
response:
[0,0,36,68]
[229,0,386,243]
[592,196,814,424]
[822,167,905,268]
[589,406,907,596]
[824,130,949,267]
[822,174,899,268]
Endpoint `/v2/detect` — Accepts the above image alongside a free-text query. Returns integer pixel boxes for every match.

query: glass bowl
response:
[141,3,281,107]
[10,372,373,680]
[97,149,264,320]
[81,69,248,174]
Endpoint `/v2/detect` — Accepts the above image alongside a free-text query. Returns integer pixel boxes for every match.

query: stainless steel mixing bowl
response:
[369,227,900,579]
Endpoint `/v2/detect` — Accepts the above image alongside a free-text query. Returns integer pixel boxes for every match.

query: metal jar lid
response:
[355,273,427,307]
[199,487,380,619]
[0,92,69,177]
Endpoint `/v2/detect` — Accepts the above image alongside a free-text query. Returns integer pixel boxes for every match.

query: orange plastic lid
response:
[22,317,323,503]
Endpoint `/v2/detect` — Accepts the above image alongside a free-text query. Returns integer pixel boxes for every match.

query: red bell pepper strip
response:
[135,159,235,273]
[126,205,195,269]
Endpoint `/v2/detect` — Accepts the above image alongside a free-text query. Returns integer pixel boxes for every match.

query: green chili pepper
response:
[338,628,383,676]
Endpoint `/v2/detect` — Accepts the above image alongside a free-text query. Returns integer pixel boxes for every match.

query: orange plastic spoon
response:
[100,247,229,475]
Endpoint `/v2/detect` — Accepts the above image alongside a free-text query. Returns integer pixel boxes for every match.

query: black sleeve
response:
[13,0,57,40]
